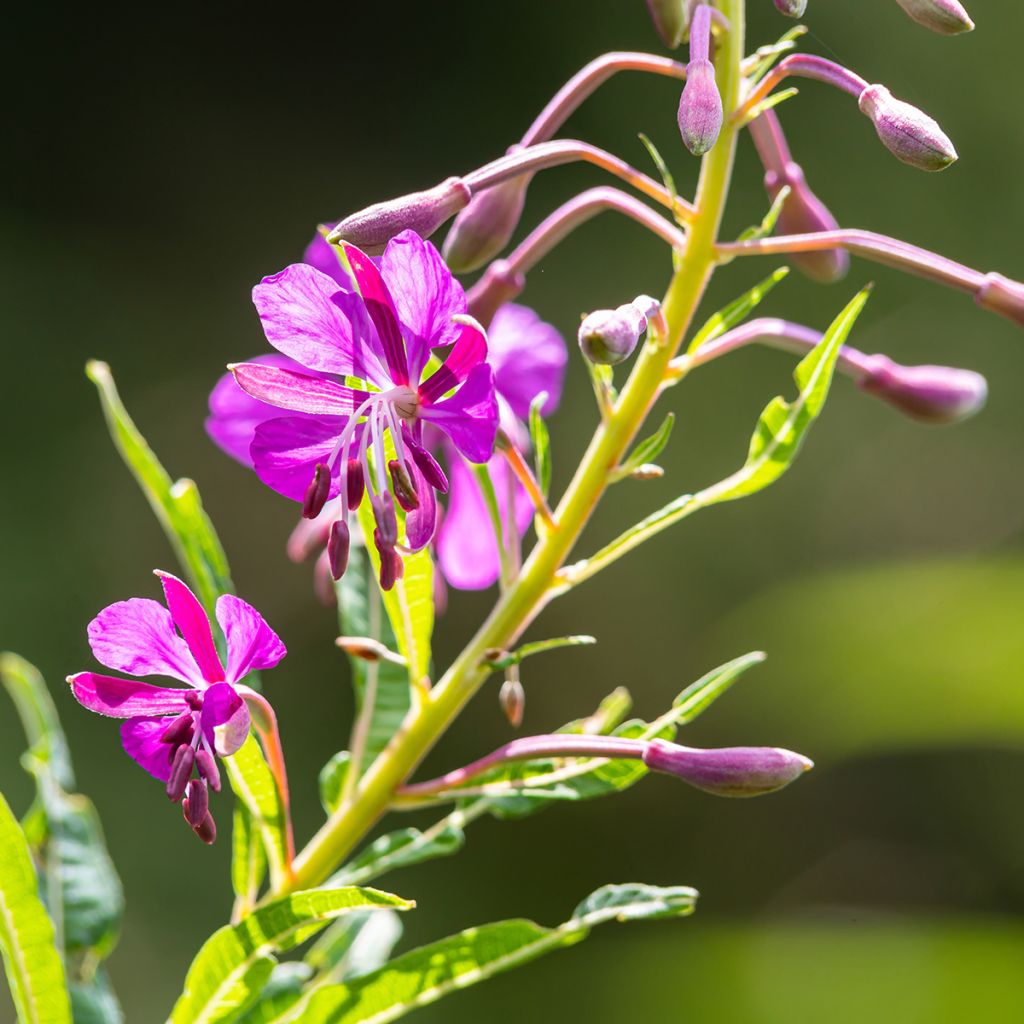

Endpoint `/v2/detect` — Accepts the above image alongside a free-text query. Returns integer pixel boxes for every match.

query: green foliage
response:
[528,393,553,499]
[295,883,696,1024]
[231,804,268,920]
[687,267,790,354]
[169,888,413,1024]
[330,823,465,888]
[0,791,72,1024]
[483,635,596,672]
[1,654,124,1023]
[616,413,675,480]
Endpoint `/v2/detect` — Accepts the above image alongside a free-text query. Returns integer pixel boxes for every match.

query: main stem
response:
[283,0,745,895]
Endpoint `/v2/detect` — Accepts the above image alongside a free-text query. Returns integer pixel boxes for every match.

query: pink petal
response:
[343,243,410,386]
[230,363,370,416]
[69,673,191,718]
[120,717,176,782]
[418,320,488,404]
[489,303,568,420]
[200,682,250,756]
[250,414,349,503]
[87,598,202,684]
[253,263,390,387]
[303,231,348,285]
[380,230,466,381]
[404,460,438,552]
[215,594,287,682]
[155,571,225,684]
[418,363,498,464]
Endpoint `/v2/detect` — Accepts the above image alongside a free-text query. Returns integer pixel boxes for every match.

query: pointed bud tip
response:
[861,357,988,424]
[678,60,723,157]
[894,0,974,34]
[859,85,957,171]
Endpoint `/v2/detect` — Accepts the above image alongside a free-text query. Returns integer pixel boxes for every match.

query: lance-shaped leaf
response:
[168,887,413,1024]
[615,413,675,481]
[0,791,72,1024]
[296,883,697,1024]
[483,635,596,672]
[329,821,466,888]
[528,393,552,499]
[698,287,870,504]
[687,267,790,354]
[232,803,268,920]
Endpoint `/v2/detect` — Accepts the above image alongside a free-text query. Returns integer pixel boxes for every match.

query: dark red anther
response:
[195,748,221,792]
[166,744,195,802]
[159,712,194,745]
[193,811,217,845]
[302,463,331,520]
[185,690,203,710]
[378,544,404,591]
[388,459,420,512]
[346,459,365,510]
[328,519,351,580]
[183,779,209,827]
[408,440,449,494]
[372,493,398,548]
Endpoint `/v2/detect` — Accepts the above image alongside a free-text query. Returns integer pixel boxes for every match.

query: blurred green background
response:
[4,1,1024,1020]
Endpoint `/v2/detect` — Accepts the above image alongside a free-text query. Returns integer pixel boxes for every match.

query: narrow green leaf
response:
[330,824,465,888]
[638,133,680,226]
[742,86,800,125]
[69,967,123,1024]
[700,287,870,504]
[232,803,268,917]
[669,651,766,725]
[235,963,313,1024]
[224,737,289,893]
[559,687,633,736]
[0,791,72,1024]
[687,267,790,354]
[336,545,413,770]
[318,752,352,816]
[484,635,596,672]
[528,393,552,499]
[747,24,807,84]
[617,413,675,480]
[169,887,413,1024]
[354,503,433,686]
[297,883,696,1024]
[85,361,234,620]
[736,186,791,244]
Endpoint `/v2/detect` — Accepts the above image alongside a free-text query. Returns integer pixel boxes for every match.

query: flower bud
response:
[578,302,648,365]
[646,0,688,48]
[499,677,526,728]
[858,85,957,171]
[443,159,530,273]
[327,177,472,254]
[976,273,1024,328]
[765,163,850,283]
[678,59,723,156]
[773,0,807,16]
[860,356,987,424]
[643,739,812,797]
[893,0,974,34]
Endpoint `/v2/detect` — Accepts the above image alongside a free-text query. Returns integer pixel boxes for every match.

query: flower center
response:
[392,386,420,421]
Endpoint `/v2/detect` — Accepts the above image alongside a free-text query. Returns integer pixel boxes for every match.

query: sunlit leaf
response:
[297,883,696,1024]
[232,803,267,919]
[528,393,552,499]
[0,791,72,1024]
[169,887,413,1024]
[330,824,465,888]
[616,413,675,481]
[687,267,790,354]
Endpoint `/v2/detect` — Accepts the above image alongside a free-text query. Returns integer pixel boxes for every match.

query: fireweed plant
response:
[1,1,1019,1021]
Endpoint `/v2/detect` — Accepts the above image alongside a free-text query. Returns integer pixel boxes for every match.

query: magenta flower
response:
[225,230,499,588]
[67,572,285,843]
[208,234,564,594]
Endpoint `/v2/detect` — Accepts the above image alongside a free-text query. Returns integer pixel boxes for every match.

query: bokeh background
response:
[4,1,1024,1020]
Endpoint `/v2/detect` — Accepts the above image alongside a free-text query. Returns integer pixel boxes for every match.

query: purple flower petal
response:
[381,230,467,381]
[206,353,316,467]
[303,231,347,285]
[69,673,191,718]
[87,598,202,684]
[404,460,438,552]
[156,571,225,684]
[250,414,351,503]
[489,303,568,420]
[120,717,176,781]
[200,682,250,756]
[418,320,488,404]
[343,243,411,386]
[418,363,498,464]
[230,363,371,416]
[253,263,390,387]
[215,594,287,682]
[436,452,531,590]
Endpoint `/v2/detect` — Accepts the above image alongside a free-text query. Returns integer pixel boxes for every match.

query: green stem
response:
[281,0,746,895]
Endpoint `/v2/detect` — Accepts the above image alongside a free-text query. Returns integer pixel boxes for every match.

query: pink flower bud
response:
[859,356,987,424]
[893,0,974,34]
[679,58,723,156]
[643,739,813,797]
[578,302,648,365]
[327,177,472,254]
[773,0,808,16]
[646,0,688,48]
[858,85,957,171]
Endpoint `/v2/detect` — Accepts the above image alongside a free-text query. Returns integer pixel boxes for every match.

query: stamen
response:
[389,459,419,511]
[192,811,217,845]
[159,712,194,745]
[183,778,209,827]
[195,748,221,792]
[302,463,331,519]
[185,690,203,710]
[372,492,399,548]
[407,439,449,494]
[328,520,351,580]
[166,744,195,802]
[346,459,365,510]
